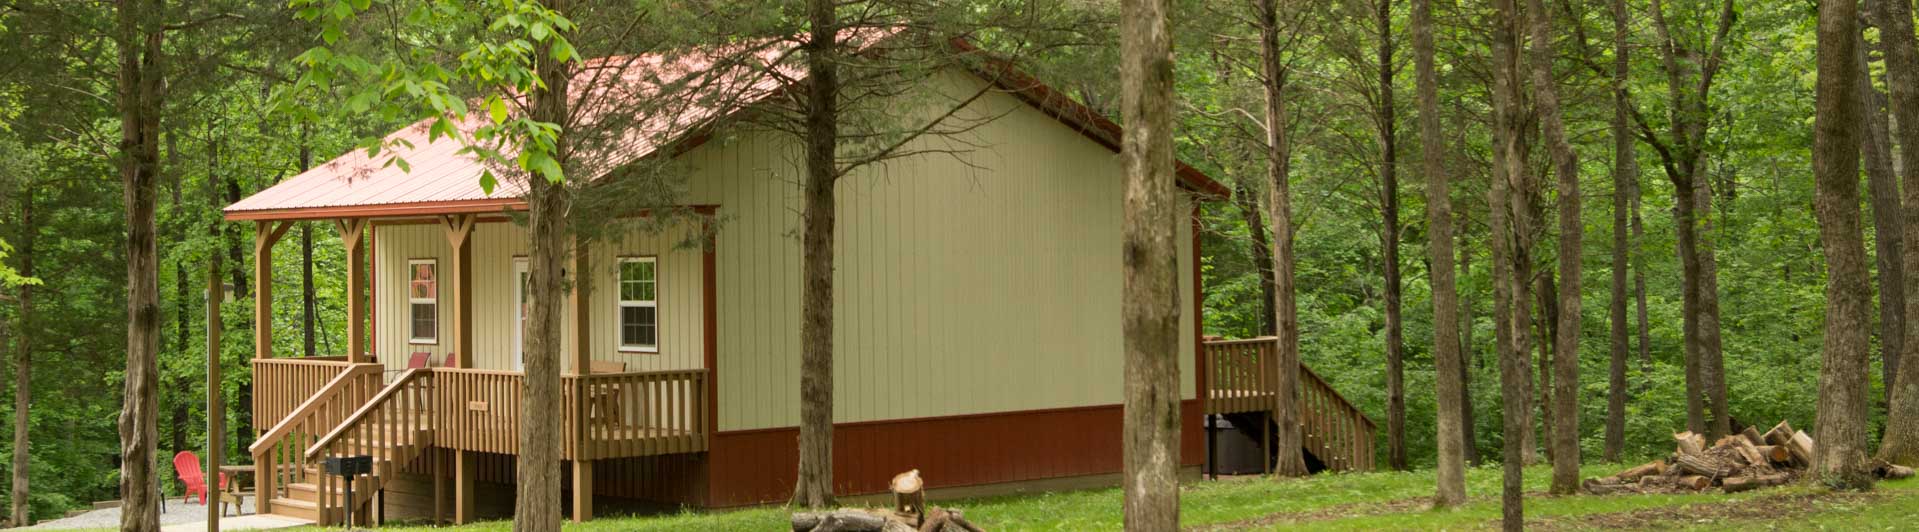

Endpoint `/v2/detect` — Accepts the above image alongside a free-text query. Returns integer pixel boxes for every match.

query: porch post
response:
[572,460,594,522]
[253,221,292,360]
[337,218,368,363]
[454,450,475,524]
[441,215,476,367]
[206,258,225,530]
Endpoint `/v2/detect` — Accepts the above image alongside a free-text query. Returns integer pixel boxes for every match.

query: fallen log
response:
[1876,463,1916,480]
[1583,478,1640,495]
[1722,473,1791,493]
[793,511,889,532]
[1741,426,1768,447]
[1677,475,1712,490]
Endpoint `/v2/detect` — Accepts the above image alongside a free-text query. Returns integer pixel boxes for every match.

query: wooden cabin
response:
[223,39,1372,526]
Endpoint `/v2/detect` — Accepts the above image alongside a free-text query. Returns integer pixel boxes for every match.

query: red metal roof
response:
[225,37,1228,221]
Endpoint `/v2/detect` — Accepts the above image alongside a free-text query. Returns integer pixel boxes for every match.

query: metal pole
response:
[207,258,224,531]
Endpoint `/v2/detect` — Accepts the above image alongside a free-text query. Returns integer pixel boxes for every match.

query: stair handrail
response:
[304,368,431,460]
[1297,361,1377,431]
[248,363,383,455]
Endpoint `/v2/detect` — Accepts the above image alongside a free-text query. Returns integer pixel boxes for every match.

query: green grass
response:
[272,465,1919,531]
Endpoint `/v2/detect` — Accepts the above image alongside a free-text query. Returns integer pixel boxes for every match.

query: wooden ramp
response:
[1203,337,1377,473]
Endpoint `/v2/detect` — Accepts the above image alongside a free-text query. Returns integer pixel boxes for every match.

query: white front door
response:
[512,258,528,371]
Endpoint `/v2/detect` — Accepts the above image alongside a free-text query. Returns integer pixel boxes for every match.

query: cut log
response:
[1763,421,1794,447]
[1776,430,1813,467]
[1730,437,1767,467]
[1741,426,1767,447]
[1752,445,1789,464]
[1677,475,1712,490]
[1675,431,1706,456]
[1722,473,1791,493]
[1675,453,1731,478]
[1608,460,1667,482]
[891,469,925,518]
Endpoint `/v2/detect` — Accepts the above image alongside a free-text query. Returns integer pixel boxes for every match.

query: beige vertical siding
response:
[372,221,705,373]
[373,66,1200,432]
[676,68,1198,431]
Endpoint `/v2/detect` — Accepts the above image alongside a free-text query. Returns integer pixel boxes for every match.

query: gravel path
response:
[23,496,259,530]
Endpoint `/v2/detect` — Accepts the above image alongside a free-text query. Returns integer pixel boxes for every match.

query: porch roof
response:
[224,37,1230,222]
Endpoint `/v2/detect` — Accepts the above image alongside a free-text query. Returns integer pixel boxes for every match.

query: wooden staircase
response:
[251,367,436,525]
[1203,337,1377,473]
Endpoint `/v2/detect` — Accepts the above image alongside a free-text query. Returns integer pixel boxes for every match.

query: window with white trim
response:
[618,257,658,352]
[408,259,438,343]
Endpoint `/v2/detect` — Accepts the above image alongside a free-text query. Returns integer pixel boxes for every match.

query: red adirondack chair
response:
[170,451,228,505]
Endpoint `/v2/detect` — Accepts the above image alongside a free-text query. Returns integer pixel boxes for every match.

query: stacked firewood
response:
[1584,420,1916,495]
[791,470,987,532]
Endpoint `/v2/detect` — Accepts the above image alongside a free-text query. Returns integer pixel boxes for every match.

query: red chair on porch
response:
[387,351,433,381]
[171,451,229,506]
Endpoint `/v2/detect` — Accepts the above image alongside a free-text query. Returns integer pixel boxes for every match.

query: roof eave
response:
[222,197,527,222]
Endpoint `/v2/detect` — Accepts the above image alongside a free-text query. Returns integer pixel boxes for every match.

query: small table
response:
[216,465,252,516]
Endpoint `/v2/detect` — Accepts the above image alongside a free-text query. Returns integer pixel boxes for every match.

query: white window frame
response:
[407,259,439,345]
[617,256,659,353]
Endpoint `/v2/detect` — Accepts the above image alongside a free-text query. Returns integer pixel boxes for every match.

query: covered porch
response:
[232,208,720,525]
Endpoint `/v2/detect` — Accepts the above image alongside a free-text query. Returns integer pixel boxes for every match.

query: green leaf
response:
[524,151,564,183]
[550,39,577,63]
[487,95,508,124]
[480,170,498,195]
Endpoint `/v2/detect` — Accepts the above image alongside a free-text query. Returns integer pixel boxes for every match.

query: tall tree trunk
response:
[1874,0,1919,466]
[1459,211,1480,467]
[1524,0,1584,494]
[515,9,572,529]
[1258,0,1306,477]
[1414,0,1464,505]
[11,192,33,527]
[1860,21,1904,411]
[793,0,841,508]
[1535,273,1554,463]
[1648,0,1733,441]
[1632,166,1651,373]
[224,174,245,300]
[116,1,166,529]
[1119,0,1181,528]
[1233,178,1279,336]
[1490,0,1528,524]
[1810,0,1874,490]
[299,128,315,358]
[1377,0,1408,473]
[1605,0,1636,463]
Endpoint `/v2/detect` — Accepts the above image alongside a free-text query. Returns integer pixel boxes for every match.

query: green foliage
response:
[284,0,581,192]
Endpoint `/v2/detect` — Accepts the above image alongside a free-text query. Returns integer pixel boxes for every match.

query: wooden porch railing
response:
[1201,337,1377,472]
[1203,338,1277,415]
[252,358,357,433]
[429,368,710,460]
[247,363,384,515]
[432,368,526,456]
[567,369,709,460]
[300,369,437,525]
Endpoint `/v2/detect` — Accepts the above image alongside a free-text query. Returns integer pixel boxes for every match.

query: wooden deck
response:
[248,358,709,525]
[1203,337,1377,472]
